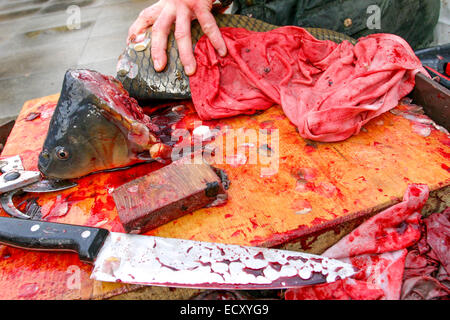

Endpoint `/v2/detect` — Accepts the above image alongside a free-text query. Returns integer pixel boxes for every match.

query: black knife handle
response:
[0,217,109,263]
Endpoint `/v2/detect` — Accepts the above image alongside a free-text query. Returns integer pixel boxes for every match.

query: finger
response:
[175,5,196,75]
[127,4,163,44]
[194,8,227,56]
[150,5,176,71]
[128,5,162,43]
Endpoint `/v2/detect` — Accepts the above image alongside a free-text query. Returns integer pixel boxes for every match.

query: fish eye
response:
[55,147,69,160]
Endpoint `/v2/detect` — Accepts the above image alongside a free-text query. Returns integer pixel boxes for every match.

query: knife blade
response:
[0,217,357,290]
[22,179,78,193]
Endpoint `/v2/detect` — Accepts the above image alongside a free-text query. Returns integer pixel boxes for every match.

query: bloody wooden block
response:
[112,159,228,234]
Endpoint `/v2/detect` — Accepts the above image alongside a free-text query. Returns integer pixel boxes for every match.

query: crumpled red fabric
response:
[285,184,429,300]
[190,27,427,142]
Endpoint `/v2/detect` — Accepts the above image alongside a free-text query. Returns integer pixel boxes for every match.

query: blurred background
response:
[0,0,448,123]
[0,0,157,122]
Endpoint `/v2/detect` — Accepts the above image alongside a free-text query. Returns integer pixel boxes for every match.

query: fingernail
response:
[218,47,227,57]
[153,59,162,71]
[185,64,195,76]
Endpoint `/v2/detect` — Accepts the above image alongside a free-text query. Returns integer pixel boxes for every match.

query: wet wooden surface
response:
[0,94,449,300]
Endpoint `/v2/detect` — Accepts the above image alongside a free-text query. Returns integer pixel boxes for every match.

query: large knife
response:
[0,217,357,289]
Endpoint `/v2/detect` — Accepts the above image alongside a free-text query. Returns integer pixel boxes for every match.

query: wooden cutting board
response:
[0,94,449,300]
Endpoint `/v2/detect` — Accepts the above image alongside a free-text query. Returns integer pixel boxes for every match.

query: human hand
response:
[128,0,227,76]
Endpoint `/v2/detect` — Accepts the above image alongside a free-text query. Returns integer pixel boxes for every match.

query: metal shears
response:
[0,155,77,219]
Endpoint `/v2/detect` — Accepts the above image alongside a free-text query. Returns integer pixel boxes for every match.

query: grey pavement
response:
[0,0,156,121]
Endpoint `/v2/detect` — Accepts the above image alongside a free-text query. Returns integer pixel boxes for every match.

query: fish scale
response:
[117,14,357,102]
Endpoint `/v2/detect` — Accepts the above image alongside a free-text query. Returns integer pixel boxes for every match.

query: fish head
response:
[38,103,131,180]
[38,69,152,180]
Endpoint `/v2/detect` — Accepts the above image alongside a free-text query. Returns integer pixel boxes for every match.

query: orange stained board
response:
[0,94,449,300]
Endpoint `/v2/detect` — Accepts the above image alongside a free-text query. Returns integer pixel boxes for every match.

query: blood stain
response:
[254,252,265,260]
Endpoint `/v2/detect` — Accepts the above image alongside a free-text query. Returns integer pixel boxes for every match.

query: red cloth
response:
[285,184,429,300]
[284,278,385,300]
[323,185,428,259]
[190,27,427,142]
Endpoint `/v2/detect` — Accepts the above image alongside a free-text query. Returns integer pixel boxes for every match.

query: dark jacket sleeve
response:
[231,0,441,49]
